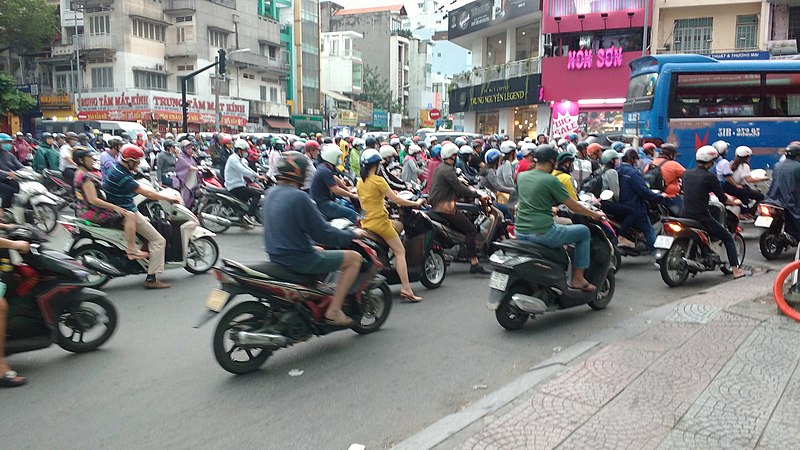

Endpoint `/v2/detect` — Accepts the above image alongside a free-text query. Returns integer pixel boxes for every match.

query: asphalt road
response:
[1,225,786,449]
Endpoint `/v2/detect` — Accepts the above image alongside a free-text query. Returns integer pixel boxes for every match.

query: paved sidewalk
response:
[458,273,800,450]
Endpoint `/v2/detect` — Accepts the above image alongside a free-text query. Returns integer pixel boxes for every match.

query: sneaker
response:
[470,263,491,275]
[143,280,171,289]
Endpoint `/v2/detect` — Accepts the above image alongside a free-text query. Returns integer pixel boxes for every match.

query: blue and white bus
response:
[623,54,800,169]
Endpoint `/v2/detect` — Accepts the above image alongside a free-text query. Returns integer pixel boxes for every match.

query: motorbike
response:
[756,202,798,260]
[41,168,75,208]
[60,184,219,288]
[197,183,265,234]
[6,168,63,234]
[602,190,669,267]
[486,204,617,330]
[428,189,508,262]
[4,225,119,358]
[656,199,745,287]
[194,239,392,375]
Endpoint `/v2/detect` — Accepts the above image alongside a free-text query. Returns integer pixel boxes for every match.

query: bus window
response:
[670,73,761,119]
[626,73,657,99]
[764,73,800,117]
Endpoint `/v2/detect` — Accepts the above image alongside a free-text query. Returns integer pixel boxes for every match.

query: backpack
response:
[642,159,668,191]
[580,168,608,197]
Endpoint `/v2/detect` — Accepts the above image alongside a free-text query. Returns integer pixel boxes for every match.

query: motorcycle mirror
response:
[579,193,594,203]
[750,169,768,180]
[599,190,614,201]
[329,218,353,230]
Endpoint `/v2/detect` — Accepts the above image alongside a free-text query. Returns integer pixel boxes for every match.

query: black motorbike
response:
[5,226,119,357]
[486,210,617,330]
[41,168,75,209]
[756,203,798,260]
[197,184,265,233]
[605,194,669,267]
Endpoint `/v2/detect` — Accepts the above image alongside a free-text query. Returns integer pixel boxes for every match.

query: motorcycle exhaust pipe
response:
[201,213,232,227]
[681,257,706,271]
[236,331,288,349]
[511,294,548,314]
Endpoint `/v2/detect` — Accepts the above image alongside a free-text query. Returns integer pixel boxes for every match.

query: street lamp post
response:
[214,48,250,132]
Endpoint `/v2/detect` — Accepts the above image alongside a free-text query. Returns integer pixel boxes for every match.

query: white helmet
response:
[458,145,472,155]
[441,142,459,159]
[557,138,568,148]
[165,132,174,139]
[454,137,467,146]
[321,143,343,165]
[352,137,365,148]
[519,142,536,157]
[499,140,517,154]
[696,145,720,163]
[407,144,422,155]
[379,144,398,160]
[523,137,532,143]
[233,138,250,151]
[711,140,729,155]
[517,141,525,148]
[735,146,753,158]
[389,137,401,146]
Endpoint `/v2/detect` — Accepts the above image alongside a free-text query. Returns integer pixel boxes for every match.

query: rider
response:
[357,148,425,302]
[378,145,408,191]
[59,132,79,184]
[175,140,201,209]
[552,152,578,201]
[263,151,367,326]
[302,140,321,193]
[99,136,124,180]
[479,149,513,221]
[682,145,746,279]
[156,140,177,187]
[401,144,424,184]
[618,148,663,253]
[12,132,31,165]
[422,144,442,195]
[32,132,60,173]
[765,142,800,241]
[515,142,536,179]
[103,144,180,289]
[726,146,766,214]
[428,142,491,275]
[311,143,359,223]
[456,145,478,184]
[0,134,22,212]
[646,143,685,214]
[225,139,266,226]
[217,135,234,183]
[598,149,637,248]
[0,236,32,387]
[515,144,607,291]
[497,141,517,190]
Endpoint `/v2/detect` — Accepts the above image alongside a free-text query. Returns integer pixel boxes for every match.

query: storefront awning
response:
[322,89,353,104]
[266,118,294,129]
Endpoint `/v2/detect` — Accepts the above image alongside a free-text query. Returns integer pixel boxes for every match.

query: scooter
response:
[60,184,219,288]
[486,203,617,330]
[428,189,507,261]
[41,168,75,208]
[756,202,797,260]
[194,239,392,375]
[196,184,264,234]
[4,225,119,357]
[656,200,745,287]
[604,191,669,267]
[8,168,63,234]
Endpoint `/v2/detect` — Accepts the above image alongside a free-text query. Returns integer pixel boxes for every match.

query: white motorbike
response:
[5,168,63,233]
[59,182,219,288]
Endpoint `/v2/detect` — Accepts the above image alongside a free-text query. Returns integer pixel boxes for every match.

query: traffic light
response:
[218,49,226,75]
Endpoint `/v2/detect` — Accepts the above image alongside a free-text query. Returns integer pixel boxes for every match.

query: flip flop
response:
[324,316,354,327]
[0,370,26,388]
[126,251,149,260]
[399,291,423,303]
[733,272,747,280]
[570,283,597,293]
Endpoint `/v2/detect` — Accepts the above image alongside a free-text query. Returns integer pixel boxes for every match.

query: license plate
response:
[755,216,774,228]
[654,235,675,249]
[488,272,509,291]
[205,288,230,312]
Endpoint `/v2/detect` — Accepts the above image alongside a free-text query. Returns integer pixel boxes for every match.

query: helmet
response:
[484,149,502,165]
[711,140,729,155]
[458,145,472,155]
[352,138,365,148]
[221,135,233,145]
[276,151,308,184]
[428,135,438,141]
[557,152,575,164]
[643,142,657,154]
[304,140,320,153]
[321,143,343,165]
[165,132,174,139]
[390,137,400,146]
[519,142,536,157]
[72,146,97,167]
[42,132,52,139]
[557,138,568,148]
[472,138,484,148]
[696,145,720,163]
[499,140,517,154]
[441,142,459,159]
[660,143,678,157]
[300,133,308,139]
[322,137,333,144]
[234,139,250,151]
[65,131,78,139]
[735,146,753,158]
[164,140,175,149]
[365,136,377,148]
[407,144,422,155]
[107,135,124,146]
[361,148,382,166]
[379,145,398,160]
[430,144,442,158]
[611,141,625,151]
[568,133,578,142]
[454,137,467,146]
[622,148,639,162]
[0,133,11,142]
[79,133,91,141]
[601,149,621,164]
[534,145,559,163]
[786,142,800,158]
[120,144,145,162]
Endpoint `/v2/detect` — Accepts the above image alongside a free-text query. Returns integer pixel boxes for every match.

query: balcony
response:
[166,41,203,59]
[249,100,290,118]
[73,33,114,52]
[163,0,196,13]
[228,51,290,75]
[257,16,281,44]
[450,57,541,87]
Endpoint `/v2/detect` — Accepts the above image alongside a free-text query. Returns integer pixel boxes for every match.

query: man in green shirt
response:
[515,145,606,292]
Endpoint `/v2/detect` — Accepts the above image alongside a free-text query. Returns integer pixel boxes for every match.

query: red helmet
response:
[390,134,397,139]
[643,142,657,153]
[221,135,233,144]
[120,144,144,162]
[305,140,320,152]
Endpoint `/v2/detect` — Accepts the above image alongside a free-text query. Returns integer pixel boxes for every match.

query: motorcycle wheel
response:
[495,285,530,330]
[56,295,118,353]
[419,250,446,289]
[351,279,392,334]
[721,233,747,275]
[589,271,615,310]
[71,244,114,288]
[759,231,784,260]
[660,238,691,287]
[199,201,232,234]
[31,203,58,234]
[185,236,219,274]
[213,301,274,375]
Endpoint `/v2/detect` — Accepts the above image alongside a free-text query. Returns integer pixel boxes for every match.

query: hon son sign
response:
[567,45,623,70]
[449,74,541,113]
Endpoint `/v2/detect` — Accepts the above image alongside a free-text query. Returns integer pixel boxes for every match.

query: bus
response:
[623,54,800,169]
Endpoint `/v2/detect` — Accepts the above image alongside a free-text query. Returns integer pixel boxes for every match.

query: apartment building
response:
[321,31,362,132]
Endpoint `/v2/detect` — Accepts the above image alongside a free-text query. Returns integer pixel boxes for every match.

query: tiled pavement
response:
[460,273,800,450]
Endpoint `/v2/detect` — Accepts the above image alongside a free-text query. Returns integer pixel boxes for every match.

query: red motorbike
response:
[194,240,392,374]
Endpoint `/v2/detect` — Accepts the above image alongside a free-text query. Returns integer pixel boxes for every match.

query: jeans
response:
[664,196,683,216]
[438,210,478,259]
[229,186,261,217]
[496,203,512,221]
[317,199,358,223]
[633,211,657,253]
[691,214,739,267]
[601,201,637,236]
[517,223,591,269]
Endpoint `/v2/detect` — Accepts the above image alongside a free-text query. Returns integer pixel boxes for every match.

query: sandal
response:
[399,291,423,303]
[126,250,149,260]
[570,282,597,293]
[0,370,26,388]
[323,315,354,327]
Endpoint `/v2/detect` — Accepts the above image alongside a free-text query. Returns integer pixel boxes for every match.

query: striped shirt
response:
[102,163,139,211]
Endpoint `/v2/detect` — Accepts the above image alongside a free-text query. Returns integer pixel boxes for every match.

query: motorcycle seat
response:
[496,240,570,267]
[223,259,320,286]
[426,210,450,224]
[43,169,66,181]
[204,185,228,194]
[664,216,706,230]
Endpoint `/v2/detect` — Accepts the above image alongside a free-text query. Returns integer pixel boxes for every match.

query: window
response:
[177,64,194,71]
[243,73,255,80]
[736,15,758,50]
[132,19,166,42]
[485,31,506,66]
[177,27,186,43]
[790,7,800,40]
[211,76,229,96]
[133,71,168,91]
[515,24,538,60]
[270,87,278,102]
[175,16,193,22]
[765,73,800,116]
[179,77,196,94]
[673,18,713,54]
[90,67,113,92]
[352,62,362,89]
[670,72,762,118]
[627,73,658,98]
[89,15,110,34]
[260,85,267,101]
[209,29,228,48]
[54,72,78,93]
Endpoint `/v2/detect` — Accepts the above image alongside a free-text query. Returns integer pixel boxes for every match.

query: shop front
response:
[40,94,75,121]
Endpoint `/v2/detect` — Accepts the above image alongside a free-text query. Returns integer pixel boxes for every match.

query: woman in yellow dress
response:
[357,148,425,302]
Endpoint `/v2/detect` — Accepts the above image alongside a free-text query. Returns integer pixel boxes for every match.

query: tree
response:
[0,0,59,53]
[355,65,401,113]
[0,72,37,115]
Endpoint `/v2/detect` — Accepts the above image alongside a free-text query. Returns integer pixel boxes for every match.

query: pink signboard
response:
[541,0,652,34]
[551,101,580,136]
[541,51,638,102]
[567,46,623,70]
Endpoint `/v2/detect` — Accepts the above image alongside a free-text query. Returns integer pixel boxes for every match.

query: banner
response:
[420,110,435,128]
[339,110,358,127]
[353,101,373,125]
[551,101,580,136]
[372,109,389,129]
[449,74,541,113]
[448,0,537,40]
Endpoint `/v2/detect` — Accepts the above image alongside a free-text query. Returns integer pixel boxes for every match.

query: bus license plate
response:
[205,289,230,312]
[654,235,675,249]
[488,272,509,291]
[754,216,773,228]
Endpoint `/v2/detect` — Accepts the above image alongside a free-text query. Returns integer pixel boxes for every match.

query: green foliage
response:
[355,65,401,113]
[0,0,59,52]
[0,72,37,114]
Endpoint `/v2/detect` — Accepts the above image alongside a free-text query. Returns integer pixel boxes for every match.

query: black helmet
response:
[164,140,175,149]
[534,144,558,163]
[786,142,800,158]
[79,133,91,141]
[72,146,97,168]
[276,151,308,184]
[65,131,78,139]
[365,136,377,148]
[557,152,576,164]
[42,132,52,139]
[576,141,588,150]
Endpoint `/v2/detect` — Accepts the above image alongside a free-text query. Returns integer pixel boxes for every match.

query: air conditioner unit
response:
[155,64,165,71]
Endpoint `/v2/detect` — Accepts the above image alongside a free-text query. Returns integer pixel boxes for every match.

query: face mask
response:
[1,143,11,152]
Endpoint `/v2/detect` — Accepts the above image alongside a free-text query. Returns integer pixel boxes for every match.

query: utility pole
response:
[73,4,82,113]
[214,55,222,132]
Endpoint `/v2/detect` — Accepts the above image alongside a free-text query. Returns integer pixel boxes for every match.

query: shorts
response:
[362,218,399,243]
[291,250,345,275]
[79,208,123,226]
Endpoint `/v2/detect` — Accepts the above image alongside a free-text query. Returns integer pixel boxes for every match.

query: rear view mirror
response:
[599,190,614,201]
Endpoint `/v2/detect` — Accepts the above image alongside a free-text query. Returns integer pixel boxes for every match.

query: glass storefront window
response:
[579,110,624,134]
[515,24,539,61]
[485,32,506,66]
[513,105,538,140]
[477,111,499,135]
[547,29,644,56]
